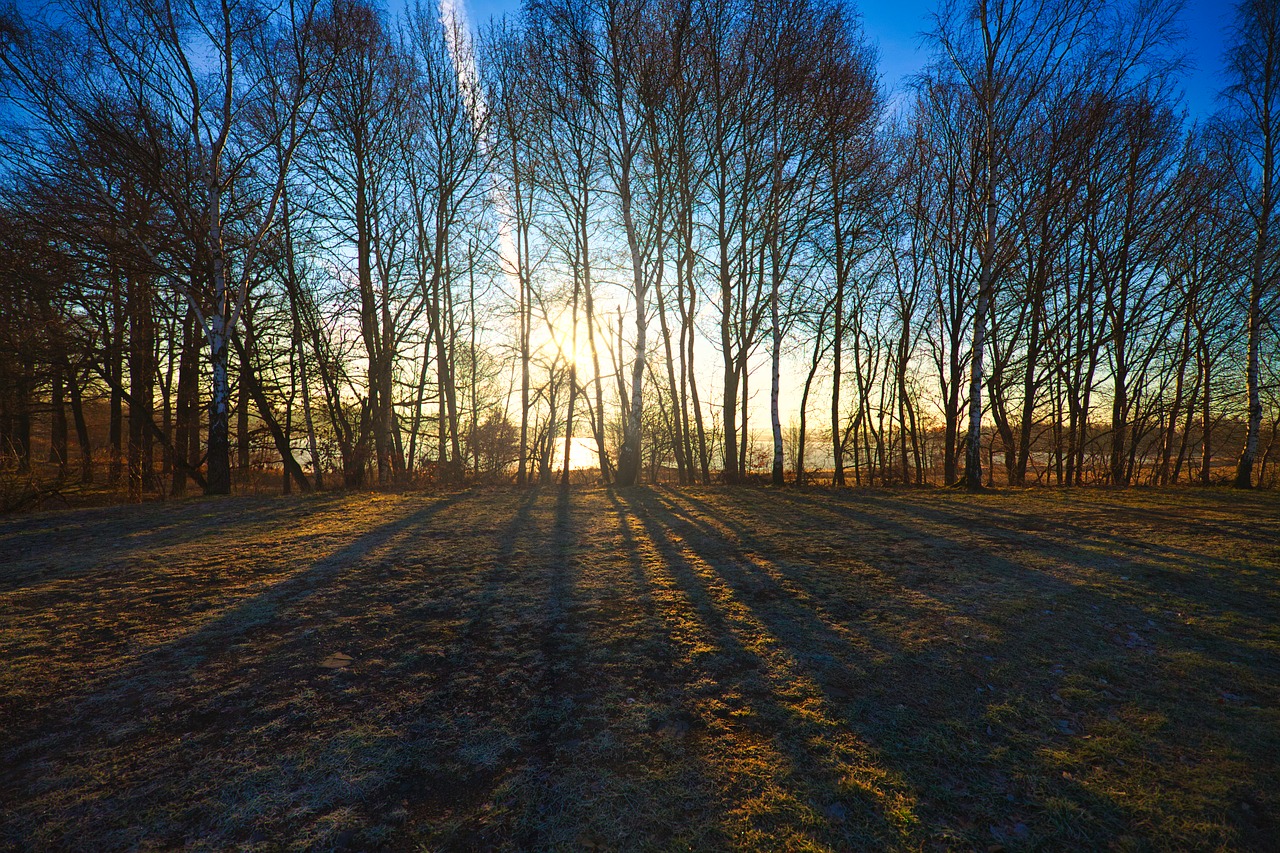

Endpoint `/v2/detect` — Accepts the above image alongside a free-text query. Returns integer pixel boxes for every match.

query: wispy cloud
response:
[437,0,520,292]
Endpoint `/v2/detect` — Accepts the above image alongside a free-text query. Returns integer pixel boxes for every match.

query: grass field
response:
[1,486,1277,851]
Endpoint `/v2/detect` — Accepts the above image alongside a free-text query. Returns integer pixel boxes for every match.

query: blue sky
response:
[456,0,1236,120]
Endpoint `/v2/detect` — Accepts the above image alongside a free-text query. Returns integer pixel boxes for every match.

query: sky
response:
[457,0,1237,121]
[865,0,1234,118]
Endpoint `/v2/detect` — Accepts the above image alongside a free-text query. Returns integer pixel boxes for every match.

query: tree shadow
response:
[1,491,467,850]
[849,491,1280,664]
[2,486,1274,851]
[668,486,1277,848]
[0,490,359,592]
[615,487,920,849]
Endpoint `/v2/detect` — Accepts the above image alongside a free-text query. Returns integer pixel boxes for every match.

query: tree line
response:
[0,0,1277,501]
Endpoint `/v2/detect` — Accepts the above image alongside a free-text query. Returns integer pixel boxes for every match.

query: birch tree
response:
[1222,0,1280,488]
[928,0,1090,489]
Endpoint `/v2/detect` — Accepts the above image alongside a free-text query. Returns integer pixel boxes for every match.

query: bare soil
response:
[1,486,1277,851]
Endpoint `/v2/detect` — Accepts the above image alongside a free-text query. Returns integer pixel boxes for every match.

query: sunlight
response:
[531,302,594,375]
[4,0,1279,844]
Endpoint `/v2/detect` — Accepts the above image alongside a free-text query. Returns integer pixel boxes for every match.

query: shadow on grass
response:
[2,486,1275,851]
[642,488,1150,843]
[1,492,467,850]
[0,490,357,592]
[615,487,919,849]
[666,486,1278,848]
[779,489,1278,668]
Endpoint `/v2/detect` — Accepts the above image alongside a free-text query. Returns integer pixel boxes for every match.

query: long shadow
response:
[639,489,927,677]
[3,487,590,852]
[642,489,1205,842]
[381,487,570,851]
[447,487,737,851]
[1,490,491,852]
[453,486,541,644]
[6,486,1272,850]
[1015,487,1280,546]
[2,491,466,767]
[540,486,579,724]
[771,490,1278,690]
[461,488,724,851]
[0,492,355,592]
[664,487,1275,847]
[832,491,1280,663]
[511,486,578,851]
[775,489,1277,629]
[617,486,917,849]
[394,486,696,851]
[873,490,1279,587]
[672,487,1083,634]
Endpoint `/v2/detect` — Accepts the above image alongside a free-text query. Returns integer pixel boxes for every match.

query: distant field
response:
[1,486,1277,851]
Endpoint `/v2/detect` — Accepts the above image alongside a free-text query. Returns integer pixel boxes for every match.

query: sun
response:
[534,305,596,376]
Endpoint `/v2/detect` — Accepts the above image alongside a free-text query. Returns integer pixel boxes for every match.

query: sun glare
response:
[533,306,594,375]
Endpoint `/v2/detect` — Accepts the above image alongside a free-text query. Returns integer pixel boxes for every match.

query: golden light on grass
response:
[1,486,1276,849]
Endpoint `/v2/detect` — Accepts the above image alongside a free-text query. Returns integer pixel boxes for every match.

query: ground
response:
[0,486,1277,852]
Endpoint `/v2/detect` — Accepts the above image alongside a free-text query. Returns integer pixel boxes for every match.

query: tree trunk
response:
[49,364,68,471]
[67,366,93,485]
[109,272,124,485]
[769,244,784,487]
[1234,275,1263,488]
[966,158,996,491]
[206,314,232,495]
[172,306,200,496]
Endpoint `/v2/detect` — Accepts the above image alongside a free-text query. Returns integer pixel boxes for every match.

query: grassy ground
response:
[1,486,1277,852]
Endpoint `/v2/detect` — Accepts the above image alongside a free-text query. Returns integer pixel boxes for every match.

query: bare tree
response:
[928,0,1091,489]
[1221,0,1280,488]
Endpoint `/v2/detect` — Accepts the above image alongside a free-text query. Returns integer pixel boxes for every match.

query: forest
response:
[1,0,1277,505]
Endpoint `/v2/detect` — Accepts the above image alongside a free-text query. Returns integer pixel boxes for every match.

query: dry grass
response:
[1,485,1277,851]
